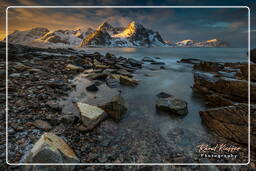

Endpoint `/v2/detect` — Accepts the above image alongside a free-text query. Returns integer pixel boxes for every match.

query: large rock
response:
[76,102,107,130]
[193,61,224,72]
[156,92,188,116]
[200,103,255,149]
[22,133,78,171]
[193,71,256,103]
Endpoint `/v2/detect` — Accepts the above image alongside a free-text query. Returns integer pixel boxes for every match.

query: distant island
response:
[3,21,229,48]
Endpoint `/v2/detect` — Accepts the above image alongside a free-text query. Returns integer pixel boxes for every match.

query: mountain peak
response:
[127,21,143,29]
[97,21,113,31]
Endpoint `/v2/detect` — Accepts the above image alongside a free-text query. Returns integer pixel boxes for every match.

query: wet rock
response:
[86,84,98,92]
[116,69,133,77]
[98,95,127,120]
[193,61,224,72]
[110,74,138,87]
[60,114,76,125]
[205,94,234,107]
[128,58,143,67]
[32,120,52,131]
[200,103,255,149]
[76,102,107,130]
[178,58,202,64]
[65,64,84,71]
[23,132,79,170]
[119,75,138,87]
[142,57,155,62]
[193,71,256,103]
[156,92,188,116]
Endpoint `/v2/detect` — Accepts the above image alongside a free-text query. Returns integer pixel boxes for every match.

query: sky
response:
[0,0,256,48]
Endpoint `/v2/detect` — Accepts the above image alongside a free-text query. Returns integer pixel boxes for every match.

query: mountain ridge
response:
[3,21,230,48]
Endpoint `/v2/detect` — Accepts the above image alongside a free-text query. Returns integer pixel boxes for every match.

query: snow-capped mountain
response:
[2,21,230,48]
[96,21,124,35]
[175,39,229,47]
[5,27,49,45]
[80,21,166,47]
[80,30,112,47]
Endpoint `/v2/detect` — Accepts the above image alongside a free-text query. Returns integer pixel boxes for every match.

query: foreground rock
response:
[193,61,224,72]
[23,132,79,170]
[76,102,107,130]
[200,103,255,149]
[193,71,255,105]
[156,92,188,116]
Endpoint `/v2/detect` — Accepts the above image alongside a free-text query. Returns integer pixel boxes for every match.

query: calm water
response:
[69,48,248,162]
[84,47,248,136]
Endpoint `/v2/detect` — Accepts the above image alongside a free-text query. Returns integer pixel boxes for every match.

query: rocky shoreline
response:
[0,42,255,170]
[180,58,256,163]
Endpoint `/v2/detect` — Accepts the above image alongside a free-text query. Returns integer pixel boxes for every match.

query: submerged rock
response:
[76,102,107,130]
[23,132,79,170]
[156,92,188,116]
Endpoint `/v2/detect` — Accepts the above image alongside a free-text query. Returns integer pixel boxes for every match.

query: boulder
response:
[76,102,107,130]
[98,95,127,120]
[23,133,78,170]
[65,64,84,71]
[142,57,155,62]
[193,71,256,103]
[32,120,52,131]
[128,58,143,67]
[193,61,224,72]
[200,103,255,149]
[156,92,188,116]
